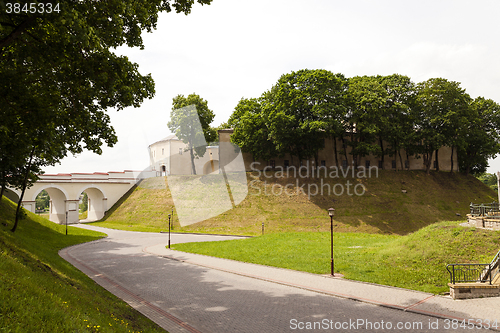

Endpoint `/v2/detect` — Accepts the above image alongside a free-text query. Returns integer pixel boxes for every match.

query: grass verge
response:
[0,197,165,332]
[92,170,497,236]
[172,221,500,294]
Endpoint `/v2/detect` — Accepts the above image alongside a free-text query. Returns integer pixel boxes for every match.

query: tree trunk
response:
[394,148,398,171]
[0,171,5,201]
[435,149,440,171]
[450,146,454,173]
[379,137,384,170]
[341,136,348,165]
[424,152,432,175]
[333,137,339,168]
[189,146,196,175]
[11,147,35,233]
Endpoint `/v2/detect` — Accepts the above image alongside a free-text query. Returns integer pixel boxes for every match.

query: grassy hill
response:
[94,170,497,235]
[0,197,164,332]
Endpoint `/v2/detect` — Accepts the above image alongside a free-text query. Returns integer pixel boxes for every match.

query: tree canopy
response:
[0,0,213,231]
[168,93,215,175]
[228,70,500,175]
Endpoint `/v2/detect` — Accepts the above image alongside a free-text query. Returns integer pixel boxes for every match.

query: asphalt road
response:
[61,226,489,333]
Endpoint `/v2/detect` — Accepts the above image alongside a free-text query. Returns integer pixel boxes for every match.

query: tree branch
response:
[0,16,38,52]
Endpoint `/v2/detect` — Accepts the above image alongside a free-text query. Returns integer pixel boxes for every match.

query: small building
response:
[148,135,219,175]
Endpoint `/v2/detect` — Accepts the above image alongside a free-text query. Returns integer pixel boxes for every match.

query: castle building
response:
[150,130,458,175]
[217,129,459,172]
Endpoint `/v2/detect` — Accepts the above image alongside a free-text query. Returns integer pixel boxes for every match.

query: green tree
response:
[0,0,213,231]
[168,94,215,175]
[377,74,416,170]
[265,69,347,165]
[477,173,498,191]
[208,121,230,145]
[79,192,88,213]
[35,190,50,212]
[346,76,385,168]
[413,78,471,174]
[228,97,278,162]
[458,97,500,175]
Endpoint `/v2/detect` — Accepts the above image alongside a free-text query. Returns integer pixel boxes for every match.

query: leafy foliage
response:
[477,173,499,191]
[228,71,500,174]
[0,0,213,230]
[168,94,215,174]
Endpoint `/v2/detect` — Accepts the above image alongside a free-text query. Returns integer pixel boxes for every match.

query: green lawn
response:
[0,197,165,332]
[173,221,500,294]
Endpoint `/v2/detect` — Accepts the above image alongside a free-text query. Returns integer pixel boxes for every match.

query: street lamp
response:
[328,208,335,276]
[168,214,171,249]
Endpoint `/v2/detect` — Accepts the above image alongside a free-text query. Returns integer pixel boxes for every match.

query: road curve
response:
[60,225,489,333]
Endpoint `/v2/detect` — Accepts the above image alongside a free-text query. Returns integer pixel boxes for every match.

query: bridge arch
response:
[35,186,68,224]
[77,185,107,222]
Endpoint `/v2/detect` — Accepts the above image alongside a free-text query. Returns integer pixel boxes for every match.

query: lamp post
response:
[168,214,171,249]
[328,208,335,276]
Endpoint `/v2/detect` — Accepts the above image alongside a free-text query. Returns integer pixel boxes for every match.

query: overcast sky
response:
[43,0,500,175]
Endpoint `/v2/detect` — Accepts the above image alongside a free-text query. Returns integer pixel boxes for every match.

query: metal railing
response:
[446,263,492,284]
[487,249,500,281]
[447,249,500,284]
[470,202,500,217]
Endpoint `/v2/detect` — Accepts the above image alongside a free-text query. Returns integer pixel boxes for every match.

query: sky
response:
[43,0,500,175]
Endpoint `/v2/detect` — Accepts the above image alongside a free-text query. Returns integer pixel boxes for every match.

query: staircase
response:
[447,249,500,299]
[481,250,500,284]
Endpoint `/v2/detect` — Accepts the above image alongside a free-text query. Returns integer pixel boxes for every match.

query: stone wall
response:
[466,215,500,230]
[449,283,500,299]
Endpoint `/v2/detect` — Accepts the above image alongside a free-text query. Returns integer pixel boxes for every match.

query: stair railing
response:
[446,263,492,284]
[447,249,500,284]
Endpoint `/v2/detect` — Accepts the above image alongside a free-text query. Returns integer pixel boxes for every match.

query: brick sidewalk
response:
[144,243,500,328]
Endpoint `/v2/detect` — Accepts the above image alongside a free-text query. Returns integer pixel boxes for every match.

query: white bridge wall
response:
[10,171,153,224]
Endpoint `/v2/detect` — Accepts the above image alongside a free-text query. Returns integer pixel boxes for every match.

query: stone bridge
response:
[4,170,156,224]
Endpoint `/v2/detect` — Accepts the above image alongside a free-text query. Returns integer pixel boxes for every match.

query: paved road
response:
[60,226,494,333]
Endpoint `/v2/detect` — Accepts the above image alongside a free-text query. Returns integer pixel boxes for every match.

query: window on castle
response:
[342,160,348,168]
[284,160,289,168]
[269,160,275,168]
[365,160,370,168]
[378,160,383,169]
[162,148,164,155]
[179,148,183,155]
[392,160,396,169]
[405,160,410,169]
[321,160,326,167]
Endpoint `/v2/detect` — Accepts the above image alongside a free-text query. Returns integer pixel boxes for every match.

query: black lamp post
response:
[328,208,335,276]
[168,214,171,249]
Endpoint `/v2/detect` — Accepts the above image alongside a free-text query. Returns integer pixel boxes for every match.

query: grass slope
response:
[94,170,496,235]
[0,197,164,333]
[173,222,500,294]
